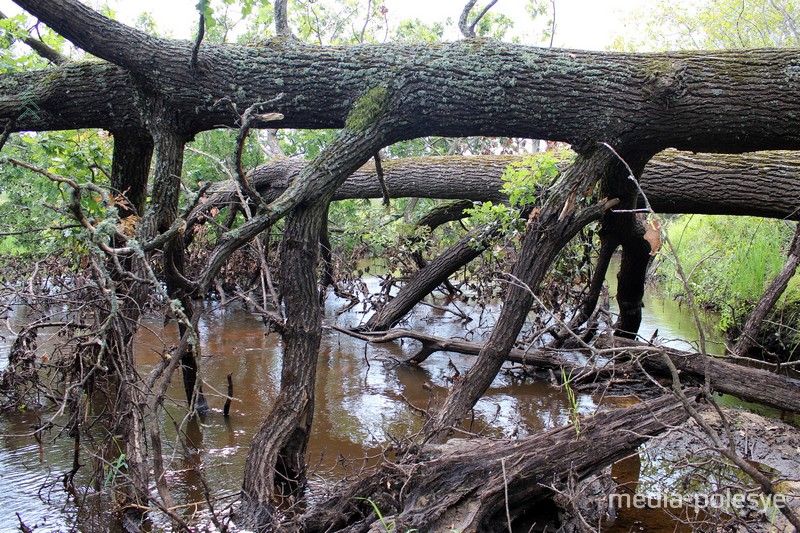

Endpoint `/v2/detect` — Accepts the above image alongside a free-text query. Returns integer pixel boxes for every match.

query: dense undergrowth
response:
[657,214,800,360]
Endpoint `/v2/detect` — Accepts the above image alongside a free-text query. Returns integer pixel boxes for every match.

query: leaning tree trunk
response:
[363,223,497,331]
[239,119,398,528]
[423,150,630,443]
[239,202,327,527]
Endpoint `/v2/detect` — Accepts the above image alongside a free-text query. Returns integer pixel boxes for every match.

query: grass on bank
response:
[656,214,800,354]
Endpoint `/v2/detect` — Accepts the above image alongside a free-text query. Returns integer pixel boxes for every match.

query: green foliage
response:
[658,215,799,331]
[500,151,568,208]
[0,13,68,73]
[279,129,340,159]
[465,150,571,231]
[464,201,515,232]
[561,368,581,437]
[473,12,514,40]
[0,130,113,261]
[391,19,444,43]
[614,0,800,51]
[354,497,418,533]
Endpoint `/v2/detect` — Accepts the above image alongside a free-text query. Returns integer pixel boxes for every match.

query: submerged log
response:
[596,335,800,413]
[338,326,800,414]
[299,392,693,532]
[334,325,588,370]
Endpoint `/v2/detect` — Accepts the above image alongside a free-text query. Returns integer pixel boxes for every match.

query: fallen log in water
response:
[299,393,693,532]
[333,325,585,369]
[336,327,800,414]
[595,335,800,414]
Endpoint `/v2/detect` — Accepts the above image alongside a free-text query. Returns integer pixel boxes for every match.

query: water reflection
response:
[0,271,728,530]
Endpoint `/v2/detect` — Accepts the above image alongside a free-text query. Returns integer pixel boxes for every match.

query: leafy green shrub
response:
[659,214,799,334]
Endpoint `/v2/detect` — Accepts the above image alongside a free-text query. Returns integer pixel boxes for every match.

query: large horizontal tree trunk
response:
[4,6,800,158]
[300,392,693,532]
[193,150,800,222]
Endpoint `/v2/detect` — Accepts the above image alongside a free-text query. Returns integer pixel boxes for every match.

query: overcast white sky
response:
[0,0,652,51]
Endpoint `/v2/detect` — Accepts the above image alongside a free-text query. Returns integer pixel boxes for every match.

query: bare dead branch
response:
[459,0,500,38]
[190,12,205,74]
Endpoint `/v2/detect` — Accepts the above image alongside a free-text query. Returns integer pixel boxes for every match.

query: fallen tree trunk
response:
[361,223,500,331]
[192,150,800,223]
[339,326,800,413]
[333,325,590,371]
[299,392,693,532]
[595,335,800,413]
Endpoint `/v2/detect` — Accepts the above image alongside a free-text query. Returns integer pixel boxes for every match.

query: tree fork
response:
[239,115,400,527]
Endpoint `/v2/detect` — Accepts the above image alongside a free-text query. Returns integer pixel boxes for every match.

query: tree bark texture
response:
[189,151,800,223]
[8,2,800,528]
[595,335,800,413]
[422,151,626,443]
[4,6,800,158]
[362,223,497,331]
[240,202,327,527]
[110,129,153,218]
[240,124,395,525]
[100,134,156,518]
[300,392,693,532]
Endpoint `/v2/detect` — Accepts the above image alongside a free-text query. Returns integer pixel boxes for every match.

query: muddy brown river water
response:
[0,270,729,532]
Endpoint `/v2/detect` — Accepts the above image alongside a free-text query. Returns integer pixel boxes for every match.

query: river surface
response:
[0,267,729,532]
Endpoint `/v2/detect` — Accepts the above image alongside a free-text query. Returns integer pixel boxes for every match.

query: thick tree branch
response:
[302,392,693,532]
[459,0,500,38]
[234,151,800,220]
[11,0,161,71]
[190,13,205,74]
[3,37,800,158]
[274,0,293,37]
